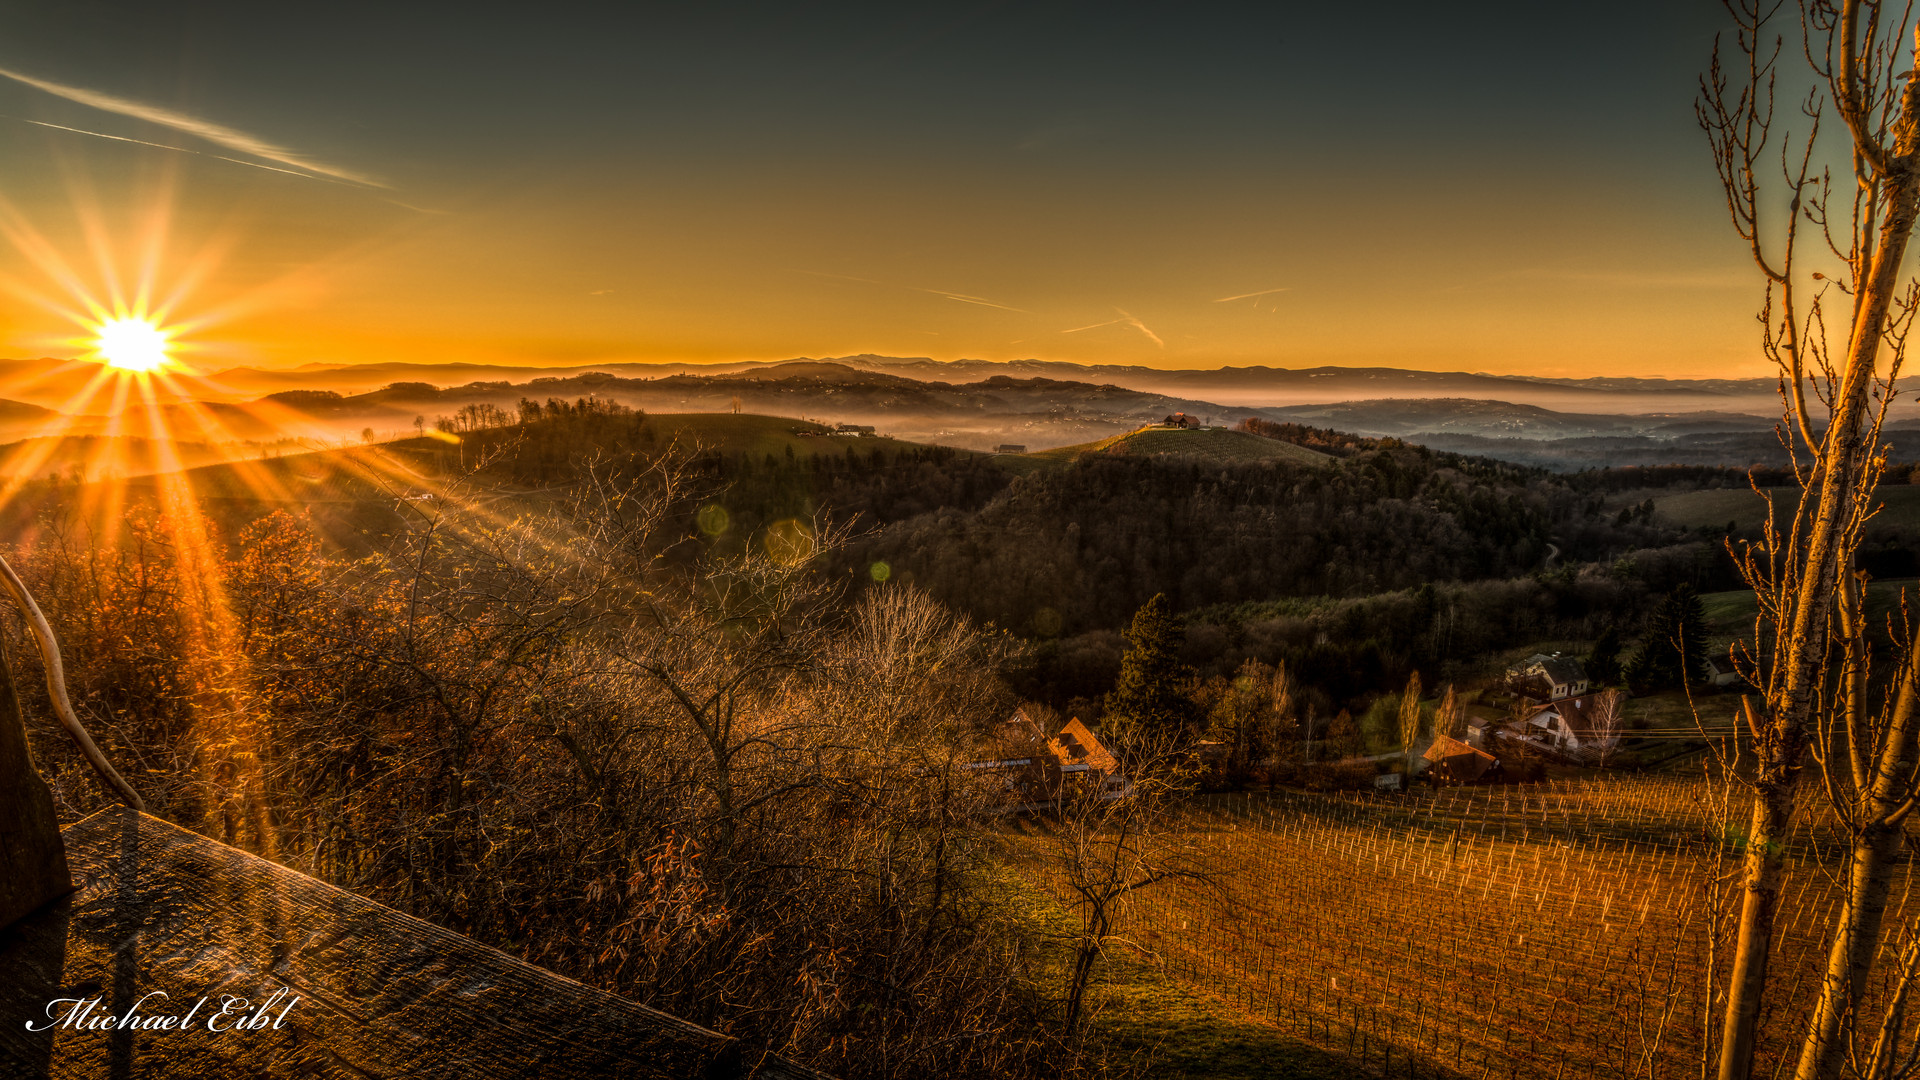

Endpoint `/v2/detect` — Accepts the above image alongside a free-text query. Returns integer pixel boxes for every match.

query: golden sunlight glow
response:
[93,317,173,372]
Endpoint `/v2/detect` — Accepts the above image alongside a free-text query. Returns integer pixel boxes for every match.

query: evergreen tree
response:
[1625,584,1709,691]
[1104,593,1195,745]
[1327,709,1362,758]
[1586,626,1623,685]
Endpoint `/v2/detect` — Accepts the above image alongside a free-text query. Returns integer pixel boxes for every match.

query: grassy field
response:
[1023,426,1332,468]
[1697,577,1917,650]
[1014,776,1891,1080]
[1653,483,1920,530]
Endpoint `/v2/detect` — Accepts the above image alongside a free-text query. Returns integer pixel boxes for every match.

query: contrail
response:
[8,116,195,153]
[1214,286,1290,302]
[0,65,382,187]
[1062,308,1164,348]
[799,270,1027,312]
[4,116,369,187]
[1116,309,1164,348]
[938,291,1024,312]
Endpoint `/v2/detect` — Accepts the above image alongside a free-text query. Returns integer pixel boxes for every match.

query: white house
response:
[1522,692,1624,760]
[1508,653,1590,704]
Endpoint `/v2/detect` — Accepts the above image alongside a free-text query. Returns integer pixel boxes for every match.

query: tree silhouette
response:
[1585,625,1623,686]
[1626,584,1707,691]
[1103,593,1194,746]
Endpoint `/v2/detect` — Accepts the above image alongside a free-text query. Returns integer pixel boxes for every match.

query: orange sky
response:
[0,4,1771,381]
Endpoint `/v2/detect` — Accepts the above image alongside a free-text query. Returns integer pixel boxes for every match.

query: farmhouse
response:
[1519,693,1623,759]
[993,443,1027,454]
[1506,653,1590,705]
[1050,717,1132,801]
[967,709,1129,808]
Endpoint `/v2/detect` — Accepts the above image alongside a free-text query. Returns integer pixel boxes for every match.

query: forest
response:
[254,408,1797,722]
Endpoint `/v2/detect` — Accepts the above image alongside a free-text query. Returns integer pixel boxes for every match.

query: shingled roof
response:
[0,807,828,1080]
[1537,655,1588,687]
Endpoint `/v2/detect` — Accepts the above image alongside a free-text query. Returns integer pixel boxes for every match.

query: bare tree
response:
[1043,731,1209,1035]
[1585,689,1626,770]
[1700,2,1920,1075]
[1794,575,1920,1080]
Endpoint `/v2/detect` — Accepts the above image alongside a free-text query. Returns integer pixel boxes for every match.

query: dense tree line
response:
[847,445,1687,639]
[428,416,1736,723]
[1235,416,1385,456]
[1014,542,1728,719]
[425,409,1014,539]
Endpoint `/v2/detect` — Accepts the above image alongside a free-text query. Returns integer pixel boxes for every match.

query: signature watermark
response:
[25,988,299,1033]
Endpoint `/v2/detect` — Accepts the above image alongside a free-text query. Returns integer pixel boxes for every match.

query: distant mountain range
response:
[0,353,1836,411]
[0,353,1879,474]
[192,354,1821,414]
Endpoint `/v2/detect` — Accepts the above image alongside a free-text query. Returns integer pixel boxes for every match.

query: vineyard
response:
[1023,773,1920,1079]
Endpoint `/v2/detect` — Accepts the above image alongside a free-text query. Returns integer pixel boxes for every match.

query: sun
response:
[93,317,173,373]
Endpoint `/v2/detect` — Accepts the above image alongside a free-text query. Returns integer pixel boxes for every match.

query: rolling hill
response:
[1266,398,1776,439]
[0,435,265,481]
[1023,425,1332,468]
[111,413,939,503]
[0,413,988,550]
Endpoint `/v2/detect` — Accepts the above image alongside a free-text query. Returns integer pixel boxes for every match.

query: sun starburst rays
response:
[94,316,172,371]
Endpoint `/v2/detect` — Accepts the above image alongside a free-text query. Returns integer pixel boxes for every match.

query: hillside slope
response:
[1026,425,1331,468]
[0,413,1004,554]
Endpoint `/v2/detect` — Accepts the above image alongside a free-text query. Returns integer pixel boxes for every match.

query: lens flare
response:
[93,317,173,372]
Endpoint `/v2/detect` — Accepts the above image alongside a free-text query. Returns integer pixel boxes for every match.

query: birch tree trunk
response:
[1704,5,1920,1073]
[1795,651,1920,1078]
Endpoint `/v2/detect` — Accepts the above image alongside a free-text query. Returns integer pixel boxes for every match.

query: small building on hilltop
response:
[993,444,1027,454]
